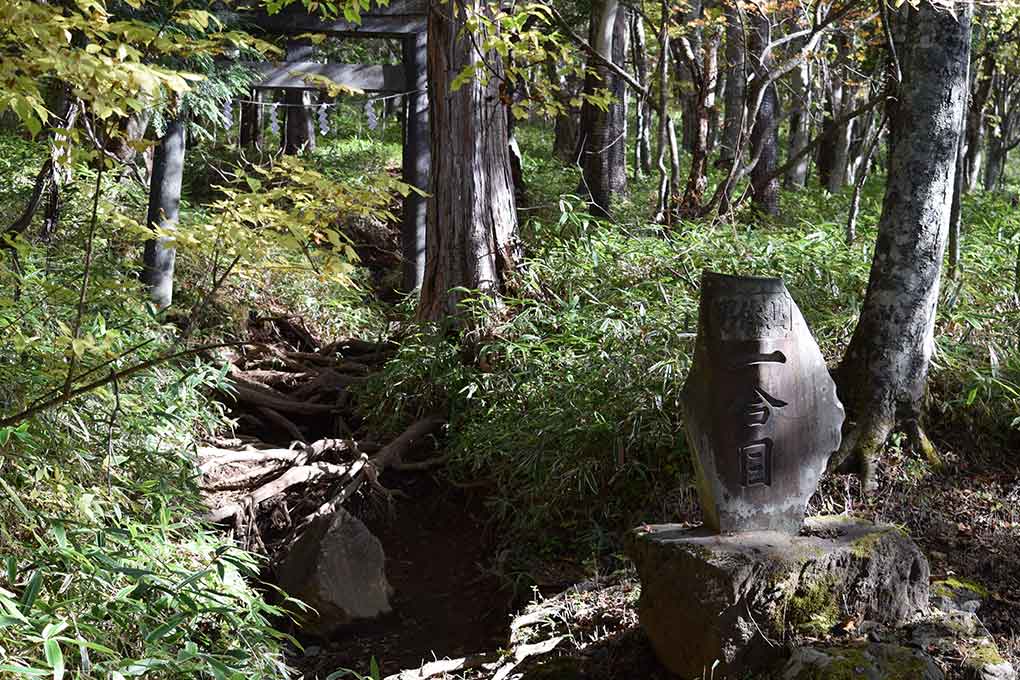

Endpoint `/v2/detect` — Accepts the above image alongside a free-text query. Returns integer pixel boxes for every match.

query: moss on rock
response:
[783,644,938,680]
[786,578,840,636]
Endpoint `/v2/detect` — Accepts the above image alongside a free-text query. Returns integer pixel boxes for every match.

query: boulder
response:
[625,515,929,679]
[276,507,392,634]
[908,608,1017,680]
[782,643,943,680]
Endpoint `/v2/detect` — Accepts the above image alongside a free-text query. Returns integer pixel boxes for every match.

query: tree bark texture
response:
[282,42,316,155]
[141,118,186,310]
[577,0,624,217]
[401,31,430,292]
[834,0,972,488]
[417,0,519,323]
[719,3,746,164]
[748,11,779,216]
[785,57,811,189]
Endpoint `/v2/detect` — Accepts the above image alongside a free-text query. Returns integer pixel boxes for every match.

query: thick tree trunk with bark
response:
[631,12,652,178]
[141,118,186,310]
[282,42,316,155]
[833,0,972,489]
[401,31,430,291]
[719,4,746,164]
[785,57,811,189]
[417,0,519,322]
[964,53,995,193]
[577,0,625,216]
[748,12,779,216]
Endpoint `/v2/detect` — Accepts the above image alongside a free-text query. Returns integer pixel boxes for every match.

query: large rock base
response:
[625,516,930,679]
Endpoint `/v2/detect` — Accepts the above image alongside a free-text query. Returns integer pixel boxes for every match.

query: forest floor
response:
[188,122,1020,678]
[201,324,1020,678]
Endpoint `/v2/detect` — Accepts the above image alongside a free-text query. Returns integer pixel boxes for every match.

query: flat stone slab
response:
[625,516,930,678]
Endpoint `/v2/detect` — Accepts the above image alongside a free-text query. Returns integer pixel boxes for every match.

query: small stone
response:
[625,516,929,678]
[276,507,392,634]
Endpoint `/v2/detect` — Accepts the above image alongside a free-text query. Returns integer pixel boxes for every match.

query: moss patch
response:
[848,527,901,559]
[786,578,840,636]
[786,645,932,680]
[932,577,989,599]
[964,641,1006,668]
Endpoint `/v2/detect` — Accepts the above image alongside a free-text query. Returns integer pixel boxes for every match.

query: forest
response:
[0,0,1019,678]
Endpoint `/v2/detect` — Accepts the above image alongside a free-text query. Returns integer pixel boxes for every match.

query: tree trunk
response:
[551,64,581,162]
[675,0,703,153]
[833,0,972,489]
[577,0,624,216]
[609,6,629,195]
[141,118,186,310]
[401,31,430,292]
[653,0,673,223]
[947,96,968,279]
[417,0,519,323]
[240,88,264,149]
[719,3,746,164]
[631,11,652,179]
[708,65,725,154]
[282,42,316,155]
[748,11,779,216]
[964,53,995,193]
[785,57,811,189]
[845,115,885,246]
[283,90,316,154]
[678,29,719,215]
[825,43,852,193]
[983,138,1005,191]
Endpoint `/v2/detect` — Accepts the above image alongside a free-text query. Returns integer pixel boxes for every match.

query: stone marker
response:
[681,272,844,534]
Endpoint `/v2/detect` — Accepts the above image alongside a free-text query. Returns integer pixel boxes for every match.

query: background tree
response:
[417,0,520,322]
[833,0,973,489]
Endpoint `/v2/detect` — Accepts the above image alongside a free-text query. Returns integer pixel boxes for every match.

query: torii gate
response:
[246,0,429,292]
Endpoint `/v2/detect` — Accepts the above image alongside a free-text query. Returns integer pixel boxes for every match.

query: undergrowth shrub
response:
[366,180,1020,561]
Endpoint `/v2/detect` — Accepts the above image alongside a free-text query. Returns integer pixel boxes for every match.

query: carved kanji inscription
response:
[681,272,844,534]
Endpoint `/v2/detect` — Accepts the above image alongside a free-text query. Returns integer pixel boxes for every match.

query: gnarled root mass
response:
[197,318,445,560]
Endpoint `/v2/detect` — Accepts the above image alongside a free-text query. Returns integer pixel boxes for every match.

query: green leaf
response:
[0,477,33,520]
[144,613,187,642]
[20,570,41,611]
[0,664,47,676]
[44,638,64,680]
